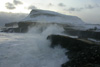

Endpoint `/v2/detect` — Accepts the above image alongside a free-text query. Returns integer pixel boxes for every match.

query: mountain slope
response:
[22,9,85,26]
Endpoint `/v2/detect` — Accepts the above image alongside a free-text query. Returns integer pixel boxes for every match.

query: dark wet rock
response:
[47,34,95,50]
[65,30,100,40]
[47,34,100,67]
[17,22,32,33]
[5,22,18,27]
[18,22,33,28]
[2,22,33,33]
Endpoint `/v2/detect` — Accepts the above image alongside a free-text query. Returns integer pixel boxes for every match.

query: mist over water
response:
[28,24,65,35]
[0,24,68,67]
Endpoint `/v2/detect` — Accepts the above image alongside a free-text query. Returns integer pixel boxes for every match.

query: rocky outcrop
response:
[5,22,18,27]
[17,22,33,33]
[2,22,34,33]
[65,30,100,40]
[47,34,100,67]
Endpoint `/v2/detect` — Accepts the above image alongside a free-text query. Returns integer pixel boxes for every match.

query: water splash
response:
[0,24,68,67]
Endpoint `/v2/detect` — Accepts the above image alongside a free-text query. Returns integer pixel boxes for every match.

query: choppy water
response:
[0,24,69,67]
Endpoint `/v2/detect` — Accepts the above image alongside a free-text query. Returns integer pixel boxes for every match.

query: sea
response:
[0,24,69,67]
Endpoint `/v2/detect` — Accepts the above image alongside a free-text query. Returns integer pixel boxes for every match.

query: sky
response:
[0,0,100,26]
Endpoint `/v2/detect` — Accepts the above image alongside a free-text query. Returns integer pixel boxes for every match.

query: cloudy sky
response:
[0,0,100,26]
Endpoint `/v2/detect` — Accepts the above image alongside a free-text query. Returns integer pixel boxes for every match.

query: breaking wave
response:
[0,24,69,67]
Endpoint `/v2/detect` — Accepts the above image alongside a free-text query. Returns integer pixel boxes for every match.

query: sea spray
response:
[0,24,69,67]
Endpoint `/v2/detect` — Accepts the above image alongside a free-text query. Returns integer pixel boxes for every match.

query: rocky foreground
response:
[47,34,100,67]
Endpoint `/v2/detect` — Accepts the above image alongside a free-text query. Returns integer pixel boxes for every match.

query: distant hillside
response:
[22,9,85,26]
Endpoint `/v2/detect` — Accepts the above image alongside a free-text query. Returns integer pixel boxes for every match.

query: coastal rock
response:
[2,22,33,33]
[47,34,100,67]
[65,30,100,40]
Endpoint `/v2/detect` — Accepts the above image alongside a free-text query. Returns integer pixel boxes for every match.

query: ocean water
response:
[0,24,69,67]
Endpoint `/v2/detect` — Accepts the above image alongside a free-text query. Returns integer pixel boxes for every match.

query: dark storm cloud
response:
[58,3,66,7]
[28,5,37,10]
[5,0,23,10]
[5,2,15,10]
[13,0,23,5]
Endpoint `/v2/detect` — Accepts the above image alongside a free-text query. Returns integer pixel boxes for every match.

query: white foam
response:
[0,24,68,67]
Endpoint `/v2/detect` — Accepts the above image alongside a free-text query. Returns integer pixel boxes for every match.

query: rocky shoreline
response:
[47,34,100,67]
[65,30,100,40]
[1,22,100,40]
[1,22,100,67]
[1,22,33,33]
